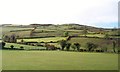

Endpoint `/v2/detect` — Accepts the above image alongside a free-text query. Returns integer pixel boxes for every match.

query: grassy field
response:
[79,34,104,38]
[2,27,32,34]
[2,50,118,70]
[17,37,67,42]
[1,27,32,38]
[1,25,119,71]
[4,43,46,50]
[7,37,118,51]
[68,37,114,51]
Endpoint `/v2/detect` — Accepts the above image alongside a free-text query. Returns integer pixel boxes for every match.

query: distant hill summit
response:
[1,23,118,30]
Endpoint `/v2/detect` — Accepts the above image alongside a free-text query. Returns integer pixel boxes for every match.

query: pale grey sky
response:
[0,0,119,28]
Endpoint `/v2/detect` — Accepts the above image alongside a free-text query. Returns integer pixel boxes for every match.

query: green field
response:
[17,37,67,42]
[1,25,120,70]
[2,50,118,70]
[4,43,46,50]
[68,37,116,51]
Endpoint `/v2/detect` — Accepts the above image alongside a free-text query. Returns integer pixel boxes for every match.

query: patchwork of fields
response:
[1,25,120,70]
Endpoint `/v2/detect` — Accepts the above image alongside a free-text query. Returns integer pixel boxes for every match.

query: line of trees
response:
[59,39,119,53]
[59,40,98,52]
[59,40,81,51]
[3,34,17,43]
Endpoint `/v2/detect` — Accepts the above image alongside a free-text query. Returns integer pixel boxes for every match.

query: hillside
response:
[1,23,119,39]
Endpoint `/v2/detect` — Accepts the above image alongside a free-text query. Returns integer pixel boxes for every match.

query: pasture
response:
[1,24,120,70]
[68,37,116,51]
[2,50,118,70]
[17,37,67,42]
[4,43,46,50]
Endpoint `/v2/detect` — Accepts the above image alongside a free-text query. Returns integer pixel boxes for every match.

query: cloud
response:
[0,0,119,28]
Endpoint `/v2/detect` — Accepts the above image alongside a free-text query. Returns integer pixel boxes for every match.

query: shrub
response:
[10,45,14,49]
[86,42,98,52]
[20,46,24,50]
[83,49,87,52]
[41,41,44,43]
[80,49,83,52]
[2,42,6,48]
[71,44,76,51]
[66,36,72,41]
[50,41,53,43]
[21,39,24,42]
[104,33,110,39]
[101,46,108,52]
[59,40,67,50]
[66,43,71,51]
[44,43,56,50]
[63,31,69,37]
[74,43,81,51]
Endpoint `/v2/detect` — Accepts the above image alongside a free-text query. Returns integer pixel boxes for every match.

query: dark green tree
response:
[20,46,24,50]
[10,34,17,43]
[59,40,67,50]
[10,45,14,49]
[71,44,76,51]
[86,42,98,51]
[64,31,69,37]
[66,43,71,51]
[104,33,109,39]
[3,35,10,42]
[74,43,81,51]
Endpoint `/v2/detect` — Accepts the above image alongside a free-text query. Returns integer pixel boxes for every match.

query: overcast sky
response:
[0,0,119,28]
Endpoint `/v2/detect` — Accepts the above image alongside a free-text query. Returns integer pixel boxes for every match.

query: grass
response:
[2,50,118,70]
[68,37,114,51]
[79,34,104,38]
[1,27,32,38]
[17,37,67,42]
[2,27,32,34]
[4,43,46,50]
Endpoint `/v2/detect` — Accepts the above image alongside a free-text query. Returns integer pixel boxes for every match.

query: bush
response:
[0,42,6,49]
[50,41,53,43]
[10,45,14,49]
[21,39,24,42]
[86,42,98,52]
[20,46,24,50]
[40,41,44,43]
[101,46,108,52]
[66,43,71,51]
[83,49,87,52]
[80,49,84,52]
[104,33,110,39]
[45,43,56,50]
[74,43,81,51]
[59,40,67,50]
[71,44,76,51]
[63,31,69,37]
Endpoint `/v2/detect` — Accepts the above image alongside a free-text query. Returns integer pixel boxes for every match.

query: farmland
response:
[1,24,120,70]
[17,37,67,43]
[4,43,46,50]
[2,50,118,70]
